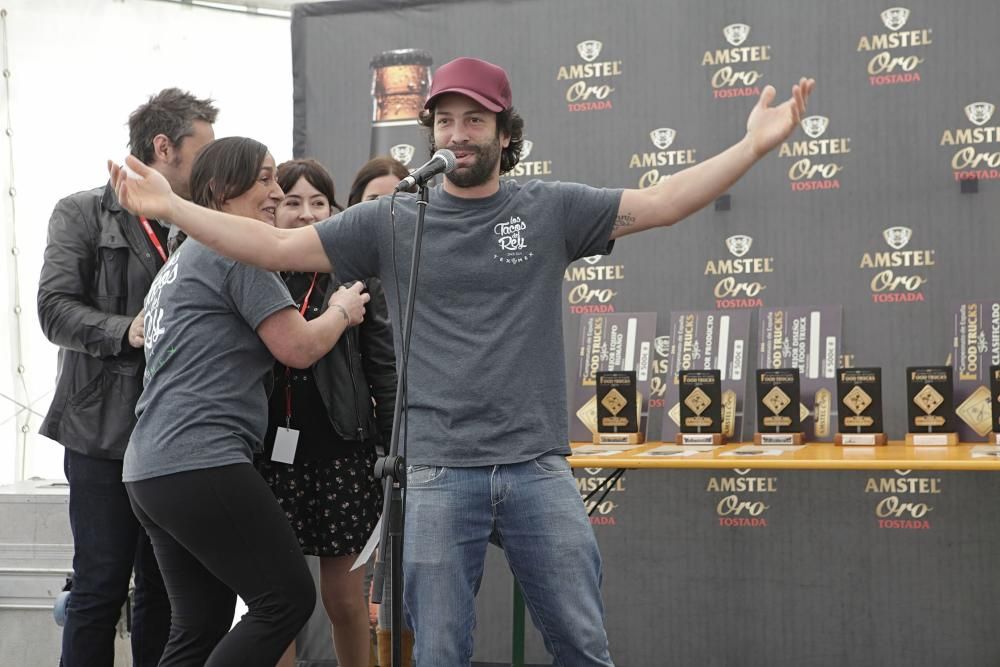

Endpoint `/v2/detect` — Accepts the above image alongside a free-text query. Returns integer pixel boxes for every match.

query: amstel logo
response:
[576,469,625,526]
[701,22,772,100]
[706,468,777,527]
[648,335,671,410]
[508,138,553,179]
[628,128,698,188]
[389,144,415,166]
[577,39,602,62]
[856,6,932,86]
[704,235,773,309]
[777,114,850,192]
[966,101,996,127]
[725,235,752,257]
[864,469,939,529]
[940,101,1000,182]
[859,226,935,303]
[563,253,625,315]
[880,7,909,31]
[883,226,911,250]
[556,39,623,112]
[723,23,750,47]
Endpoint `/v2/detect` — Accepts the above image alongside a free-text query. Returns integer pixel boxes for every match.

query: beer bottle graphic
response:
[369,49,433,167]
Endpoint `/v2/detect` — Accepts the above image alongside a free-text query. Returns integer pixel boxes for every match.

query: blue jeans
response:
[403,454,614,667]
[62,449,170,667]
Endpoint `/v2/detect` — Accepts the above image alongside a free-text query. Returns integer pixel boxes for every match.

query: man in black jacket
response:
[37,88,217,667]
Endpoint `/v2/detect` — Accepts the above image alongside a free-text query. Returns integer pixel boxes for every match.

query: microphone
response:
[394,149,457,192]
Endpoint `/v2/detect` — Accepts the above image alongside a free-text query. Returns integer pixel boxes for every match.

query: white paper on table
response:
[721,444,805,457]
[572,444,645,454]
[638,445,716,457]
[971,445,1000,459]
[637,449,700,458]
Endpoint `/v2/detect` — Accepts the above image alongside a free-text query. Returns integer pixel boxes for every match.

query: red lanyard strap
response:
[139,216,167,263]
[298,272,319,316]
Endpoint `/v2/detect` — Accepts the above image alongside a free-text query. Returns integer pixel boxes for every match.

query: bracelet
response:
[332,303,351,325]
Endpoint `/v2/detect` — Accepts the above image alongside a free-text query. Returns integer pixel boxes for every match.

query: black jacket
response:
[37,183,164,459]
[308,274,397,446]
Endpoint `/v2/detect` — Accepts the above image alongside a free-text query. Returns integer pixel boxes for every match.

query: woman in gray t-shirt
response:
[123,137,370,666]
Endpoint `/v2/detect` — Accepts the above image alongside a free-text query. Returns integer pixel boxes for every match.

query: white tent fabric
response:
[0,0,294,485]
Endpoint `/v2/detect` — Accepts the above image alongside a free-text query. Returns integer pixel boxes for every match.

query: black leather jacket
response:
[308,273,397,445]
[37,183,163,459]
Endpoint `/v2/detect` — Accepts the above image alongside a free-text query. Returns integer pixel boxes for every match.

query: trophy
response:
[905,366,958,445]
[676,370,725,445]
[595,371,644,445]
[991,365,1000,445]
[835,368,886,445]
[754,369,804,445]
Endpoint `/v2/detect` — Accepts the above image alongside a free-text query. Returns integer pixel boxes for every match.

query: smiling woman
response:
[189,137,283,223]
[120,136,372,665]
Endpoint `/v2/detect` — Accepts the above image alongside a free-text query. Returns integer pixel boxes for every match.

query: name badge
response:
[271,427,299,464]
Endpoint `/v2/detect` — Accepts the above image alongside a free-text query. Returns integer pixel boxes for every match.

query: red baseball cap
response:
[424,57,512,112]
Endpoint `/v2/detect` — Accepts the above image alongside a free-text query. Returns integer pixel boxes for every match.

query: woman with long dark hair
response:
[259,158,396,667]
[122,137,370,666]
[346,156,411,207]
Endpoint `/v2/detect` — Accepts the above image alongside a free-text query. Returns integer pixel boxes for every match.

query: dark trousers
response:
[61,448,170,667]
[126,463,316,667]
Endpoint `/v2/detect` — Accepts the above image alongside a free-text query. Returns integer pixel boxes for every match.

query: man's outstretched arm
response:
[108,156,332,273]
[611,77,815,240]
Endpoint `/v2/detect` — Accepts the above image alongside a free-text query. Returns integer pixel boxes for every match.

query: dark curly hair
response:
[418,106,524,175]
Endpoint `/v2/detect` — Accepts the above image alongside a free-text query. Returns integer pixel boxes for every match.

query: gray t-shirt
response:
[315,179,621,467]
[123,239,294,482]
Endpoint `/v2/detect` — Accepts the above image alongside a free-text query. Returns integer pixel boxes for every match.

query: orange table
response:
[568,441,1000,471]
[509,440,1000,667]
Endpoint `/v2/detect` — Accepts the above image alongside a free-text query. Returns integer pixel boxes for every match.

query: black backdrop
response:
[292,1,1000,663]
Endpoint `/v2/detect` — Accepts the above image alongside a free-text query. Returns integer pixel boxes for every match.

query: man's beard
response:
[443,138,502,188]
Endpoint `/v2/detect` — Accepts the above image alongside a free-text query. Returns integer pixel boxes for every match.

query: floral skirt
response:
[257,446,383,557]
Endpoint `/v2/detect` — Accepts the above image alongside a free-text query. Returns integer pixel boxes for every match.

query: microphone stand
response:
[372,181,430,667]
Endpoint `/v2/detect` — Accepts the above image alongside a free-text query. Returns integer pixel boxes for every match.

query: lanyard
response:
[285,272,320,426]
[297,272,319,316]
[138,216,167,263]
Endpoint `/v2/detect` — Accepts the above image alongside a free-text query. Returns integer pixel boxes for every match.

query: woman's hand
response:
[329,281,370,326]
[107,155,177,220]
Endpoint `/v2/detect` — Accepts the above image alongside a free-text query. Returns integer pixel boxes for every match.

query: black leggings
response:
[127,463,315,667]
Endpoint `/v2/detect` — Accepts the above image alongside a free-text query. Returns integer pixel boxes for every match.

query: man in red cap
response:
[108,57,814,666]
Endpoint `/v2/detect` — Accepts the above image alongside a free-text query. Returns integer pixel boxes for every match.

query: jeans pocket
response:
[406,465,446,486]
[532,454,572,475]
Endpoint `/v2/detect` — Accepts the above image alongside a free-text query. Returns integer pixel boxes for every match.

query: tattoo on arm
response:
[613,211,636,229]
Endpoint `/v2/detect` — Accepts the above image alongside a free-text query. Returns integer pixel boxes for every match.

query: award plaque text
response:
[905,366,958,445]
[677,369,725,446]
[754,369,803,445]
[835,368,886,446]
[596,371,644,445]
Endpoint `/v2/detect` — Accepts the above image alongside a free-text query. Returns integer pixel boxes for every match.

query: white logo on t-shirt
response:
[144,252,180,356]
[492,215,534,265]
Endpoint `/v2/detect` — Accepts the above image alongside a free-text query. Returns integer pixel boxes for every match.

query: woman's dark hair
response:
[189,137,269,210]
[347,156,412,207]
[418,105,524,175]
[276,158,342,212]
